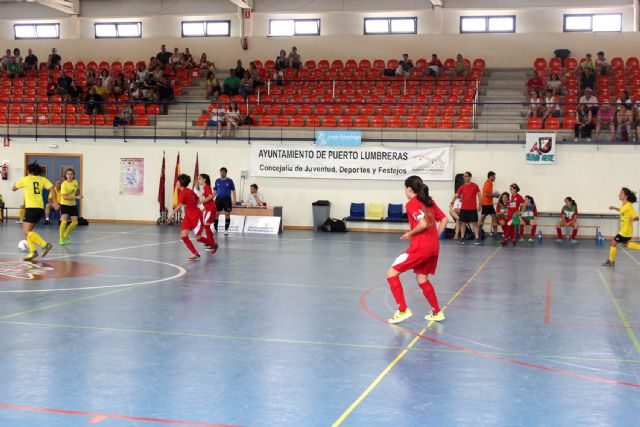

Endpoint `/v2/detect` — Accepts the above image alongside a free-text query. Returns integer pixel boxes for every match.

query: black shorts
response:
[215,196,233,212]
[60,205,79,217]
[459,209,479,223]
[481,205,496,216]
[24,208,44,224]
[614,234,631,244]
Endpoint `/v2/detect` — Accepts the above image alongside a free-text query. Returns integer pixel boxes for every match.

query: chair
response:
[527,117,542,129]
[65,113,77,125]
[135,114,150,126]
[275,115,289,127]
[338,115,352,127]
[438,116,453,128]
[544,117,560,129]
[348,203,365,220]
[365,203,385,220]
[258,115,274,126]
[455,116,471,129]
[562,116,576,129]
[354,116,369,127]
[290,115,305,127]
[306,115,321,127]
[387,204,403,221]
[322,115,337,127]
[405,116,419,128]
[421,116,436,128]
[78,113,91,125]
[371,115,385,127]
[22,114,35,125]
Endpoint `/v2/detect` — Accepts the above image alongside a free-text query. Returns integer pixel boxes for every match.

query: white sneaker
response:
[224,230,229,235]
[388,308,413,324]
[200,132,206,137]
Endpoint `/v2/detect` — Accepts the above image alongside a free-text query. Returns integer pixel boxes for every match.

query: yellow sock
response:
[26,233,36,252]
[627,242,640,251]
[27,231,47,248]
[19,207,25,221]
[64,221,78,239]
[609,246,617,262]
[59,221,68,240]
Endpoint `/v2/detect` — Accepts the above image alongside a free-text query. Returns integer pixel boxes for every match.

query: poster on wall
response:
[119,158,144,195]
[525,133,556,164]
[250,144,454,181]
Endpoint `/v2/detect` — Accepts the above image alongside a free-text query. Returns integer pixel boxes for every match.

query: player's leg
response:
[181,228,200,260]
[555,219,565,243]
[23,210,52,260]
[569,223,579,243]
[224,200,231,233]
[603,236,620,266]
[63,214,79,243]
[529,220,537,242]
[387,255,413,323]
[457,221,468,243]
[490,213,498,235]
[59,211,69,244]
[417,272,444,321]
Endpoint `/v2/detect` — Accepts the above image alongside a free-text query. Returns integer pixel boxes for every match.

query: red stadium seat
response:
[405,116,419,128]
[338,115,352,127]
[258,115,274,126]
[274,115,289,127]
[354,116,369,127]
[134,114,149,126]
[22,114,35,125]
[562,116,576,129]
[438,116,453,128]
[373,59,385,69]
[534,57,547,71]
[564,57,577,72]
[421,116,436,128]
[306,115,321,127]
[358,59,371,69]
[290,115,305,127]
[9,113,21,124]
[544,117,560,129]
[473,58,486,69]
[78,114,91,125]
[322,115,337,127]
[455,116,471,129]
[626,57,639,69]
[388,116,402,128]
[64,113,77,125]
[527,117,542,129]
[370,115,385,127]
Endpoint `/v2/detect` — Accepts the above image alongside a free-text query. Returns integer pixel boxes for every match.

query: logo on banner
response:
[316,131,361,146]
[525,133,556,164]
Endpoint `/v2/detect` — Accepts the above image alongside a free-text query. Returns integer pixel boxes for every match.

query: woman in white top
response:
[528,90,543,117]
[170,48,182,71]
[542,89,560,120]
[547,72,562,96]
[450,196,463,241]
[224,102,241,137]
[136,63,148,83]
[100,69,111,89]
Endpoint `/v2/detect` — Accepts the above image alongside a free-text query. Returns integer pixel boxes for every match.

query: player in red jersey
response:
[168,174,216,261]
[387,175,449,324]
[556,197,579,244]
[502,183,524,246]
[495,192,510,235]
[198,173,219,253]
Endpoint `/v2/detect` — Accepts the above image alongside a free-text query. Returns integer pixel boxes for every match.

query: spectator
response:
[238,71,253,96]
[86,69,97,87]
[13,48,23,65]
[223,69,240,95]
[224,102,241,137]
[427,53,443,77]
[46,76,58,97]
[129,81,143,101]
[579,87,599,115]
[616,90,632,111]
[579,67,596,94]
[148,56,161,72]
[275,50,287,70]
[525,70,545,97]
[233,59,245,78]
[94,79,109,98]
[112,104,132,133]
[182,48,195,70]
[66,80,82,102]
[99,69,112,90]
[616,103,634,141]
[1,49,12,70]
[205,71,220,99]
[200,103,225,137]
[6,57,23,79]
[479,171,499,238]
[112,73,126,96]
[152,64,164,81]
[547,72,562,96]
[595,102,615,142]
[574,104,595,140]
[142,74,158,100]
[47,47,61,70]
[579,53,596,75]
[452,53,469,78]
[84,87,103,115]
[528,90,543,117]
[542,88,560,125]
[156,44,171,69]
[596,51,611,76]
[136,62,148,83]
[58,73,72,95]
[288,46,301,70]
[199,53,214,71]
[157,77,175,115]
[397,53,413,77]
[24,48,38,71]
[170,47,182,71]
[450,171,482,245]
[249,61,263,87]
[245,184,265,207]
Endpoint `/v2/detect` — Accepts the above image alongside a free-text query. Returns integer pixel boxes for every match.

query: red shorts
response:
[202,209,216,226]
[181,215,203,234]
[391,250,438,275]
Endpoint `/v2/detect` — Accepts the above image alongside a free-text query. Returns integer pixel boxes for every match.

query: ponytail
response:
[622,187,637,204]
[525,195,535,207]
[404,175,433,207]
[565,196,576,208]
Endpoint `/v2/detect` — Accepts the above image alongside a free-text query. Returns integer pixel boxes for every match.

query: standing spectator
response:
[233,60,245,78]
[47,48,61,70]
[579,87,599,115]
[528,90,543,117]
[579,67,596,94]
[156,45,171,69]
[223,69,240,95]
[573,104,594,141]
[525,70,545,97]
[136,62,148,83]
[546,72,562,96]
[596,51,611,76]
[45,76,58,97]
[245,184,265,207]
[224,102,241,137]
[616,104,634,141]
[288,47,301,69]
[205,71,220,99]
[213,167,237,235]
[6,57,23,79]
[113,104,132,133]
[249,61,263,88]
[579,53,596,75]
[200,103,225,137]
[1,49,12,70]
[397,53,413,77]
[275,50,287,70]
[24,49,38,71]
[595,102,615,142]
[450,171,482,245]
[84,87,103,115]
[238,71,253,96]
[427,53,443,77]
[148,56,161,72]
[157,77,175,115]
[479,171,499,238]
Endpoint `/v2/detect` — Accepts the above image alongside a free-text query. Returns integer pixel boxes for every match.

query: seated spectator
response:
[113,104,133,133]
[58,73,72,95]
[616,90,632,111]
[24,48,38,71]
[157,77,175,115]
[224,102,241,137]
[6,57,23,79]
[99,69,112,90]
[84,87,103,115]
[525,70,545,97]
[547,72,562,96]
[13,48,23,65]
[579,67,596,94]
[200,104,226,137]
[142,74,158,100]
[397,53,413,77]
[47,47,61,70]
[112,73,126,96]
[245,184,265,207]
[596,51,611,76]
[223,69,240,95]
[156,44,171,69]
[148,56,161,72]
[574,104,594,141]
[595,102,615,142]
[182,48,195,69]
[579,87,599,115]
[46,76,58,97]
[86,69,97,87]
[238,71,253,96]
[288,47,301,70]
[205,71,220,99]
[170,47,182,71]
[129,81,143,101]
[66,80,82,102]
[528,90,543,117]
[199,53,214,71]
[542,89,560,123]
[616,103,634,141]
[1,49,12,70]
[579,53,596,75]
[136,62,148,83]
[94,79,109,98]
[275,50,287,70]
[249,61,263,87]
[452,53,469,78]
[234,59,245,78]
[427,53,443,77]
[152,65,164,81]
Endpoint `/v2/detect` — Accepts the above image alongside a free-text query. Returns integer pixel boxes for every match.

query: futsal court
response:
[0,222,639,426]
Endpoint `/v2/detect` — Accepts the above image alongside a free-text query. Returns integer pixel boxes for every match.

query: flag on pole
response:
[158,151,166,211]
[172,152,180,208]
[193,152,199,190]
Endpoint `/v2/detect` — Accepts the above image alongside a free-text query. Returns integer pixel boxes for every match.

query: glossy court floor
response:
[0,223,639,426]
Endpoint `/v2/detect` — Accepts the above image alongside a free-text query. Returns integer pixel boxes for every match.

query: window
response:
[364,17,417,35]
[181,20,230,37]
[460,16,515,33]
[564,14,622,32]
[269,19,320,36]
[14,23,60,39]
[94,22,142,38]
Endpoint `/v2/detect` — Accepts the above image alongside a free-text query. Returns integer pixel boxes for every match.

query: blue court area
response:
[0,223,639,426]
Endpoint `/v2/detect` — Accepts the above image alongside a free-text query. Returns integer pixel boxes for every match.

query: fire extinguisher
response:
[241,36,248,51]
[1,160,8,180]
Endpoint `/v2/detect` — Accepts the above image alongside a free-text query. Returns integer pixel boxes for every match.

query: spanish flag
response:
[172,152,180,208]
[158,151,166,212]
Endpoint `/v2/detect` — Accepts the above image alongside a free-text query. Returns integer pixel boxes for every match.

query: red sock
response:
[182,236,198,255]
[387,276,407,312]
[519,225,524,238]
[571,228,578,239]
[556,227,563,239]
[419,281,440,314]
[504,225,513,241]
[205,226,217,246]
[196,235,215,247]
[530,225,537,238]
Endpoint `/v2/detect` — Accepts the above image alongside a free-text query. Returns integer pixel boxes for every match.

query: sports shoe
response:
[602,259,615,267]
[44,219,50,225]
[59,239,66,245]
[388,308,413,324]
[554,238,563,244]
[456,239,465,245]
[425,311,445,322]
[501,240,508,246]
[41,243,53,257]
[518,238,525,243]
[527,238,535,243]
[570,239,578,245]
[64,238,72,245]
[474,239,482,246]
[200,132,206,137]
[224,230,229,235]
[23,251,38,261]
[188,254,201,261]
[210,244,219,254]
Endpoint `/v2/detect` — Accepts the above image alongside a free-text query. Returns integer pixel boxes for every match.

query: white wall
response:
[0,137,638,238]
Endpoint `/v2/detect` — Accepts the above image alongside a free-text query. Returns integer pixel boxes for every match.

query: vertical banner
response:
[525,133,556,164]
[119,158,144,195]
[158,152,165,211]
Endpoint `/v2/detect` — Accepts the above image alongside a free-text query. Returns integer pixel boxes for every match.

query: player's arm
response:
[476,190,482,211]
[200,192,213,203]
[401,217,427,240]
[232,189,237,205]
[167,202,183,219]
[609,205,620,212]
[12,177,25,192]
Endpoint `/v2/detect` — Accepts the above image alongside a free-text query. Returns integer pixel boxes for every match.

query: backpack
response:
[321,218,347,232]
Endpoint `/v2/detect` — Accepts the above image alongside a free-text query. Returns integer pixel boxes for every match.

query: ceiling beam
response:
[430,0,444,6]
[32,0,79,15]
[227,0,253,9]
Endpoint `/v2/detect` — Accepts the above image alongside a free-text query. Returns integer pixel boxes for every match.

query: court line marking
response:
[622,247,640,267]
[598,270,640,357]
[0,403,243,426]
[331,246,501,427]
[545,279,552,324]
[82,225,152,243]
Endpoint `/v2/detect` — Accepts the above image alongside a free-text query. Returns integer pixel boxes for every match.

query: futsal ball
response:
[18,240,28,252]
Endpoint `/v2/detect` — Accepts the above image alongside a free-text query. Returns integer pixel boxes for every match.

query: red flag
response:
[172,152,180,208]
[158,151,166,211]
[193,152,199,190]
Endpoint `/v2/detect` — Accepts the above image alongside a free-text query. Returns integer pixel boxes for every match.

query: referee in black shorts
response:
[213,167,237,234]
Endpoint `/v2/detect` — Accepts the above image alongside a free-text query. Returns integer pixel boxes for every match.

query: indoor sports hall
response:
[0,1,639,426]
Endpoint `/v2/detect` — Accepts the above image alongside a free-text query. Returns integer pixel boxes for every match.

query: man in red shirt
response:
[525,71,545,96]
[450,171,482,245]
[479,171,499,238]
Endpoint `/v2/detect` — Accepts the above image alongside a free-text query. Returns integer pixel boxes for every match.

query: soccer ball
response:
[18,240,28,252]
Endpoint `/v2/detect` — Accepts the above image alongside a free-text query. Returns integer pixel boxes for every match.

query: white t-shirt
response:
[246,192,265,207]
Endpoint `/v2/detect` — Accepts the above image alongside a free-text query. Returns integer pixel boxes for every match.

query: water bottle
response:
[597,231,603,247]
[537,230,543,244]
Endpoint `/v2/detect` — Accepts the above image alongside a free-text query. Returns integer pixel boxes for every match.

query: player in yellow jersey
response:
[45,178,62,224]
[603,187,640,267]
[59,168,82,245]
[12,162,59,261]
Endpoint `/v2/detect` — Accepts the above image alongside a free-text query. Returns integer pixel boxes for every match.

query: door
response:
[25,154,83,214]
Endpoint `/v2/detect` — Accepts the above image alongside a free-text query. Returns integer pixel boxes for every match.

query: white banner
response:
[216,214,245,233]
[244,216,281,235]
[525,133,556,164]
[250,144,454,181]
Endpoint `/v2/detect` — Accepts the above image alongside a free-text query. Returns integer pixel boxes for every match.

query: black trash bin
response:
[312,200,331,230]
